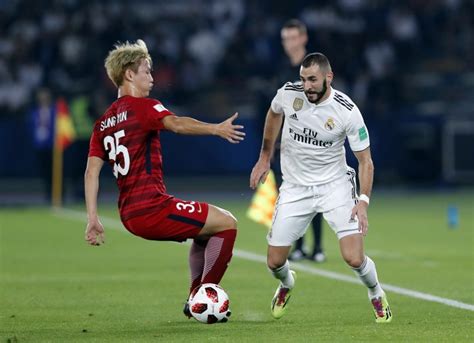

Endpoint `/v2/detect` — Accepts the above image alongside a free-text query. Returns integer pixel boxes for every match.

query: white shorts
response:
[267,170,360,246]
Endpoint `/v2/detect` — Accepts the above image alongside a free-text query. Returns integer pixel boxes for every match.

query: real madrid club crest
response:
[325,118,335,131]
[293,98,304,111]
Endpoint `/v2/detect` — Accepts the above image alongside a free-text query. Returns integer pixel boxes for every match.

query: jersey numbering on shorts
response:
[122,198,209,242]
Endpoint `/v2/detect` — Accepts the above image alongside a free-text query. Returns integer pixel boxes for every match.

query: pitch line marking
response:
[53,208,474,312]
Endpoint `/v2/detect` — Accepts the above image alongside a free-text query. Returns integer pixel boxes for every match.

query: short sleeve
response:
[270,87,285,114]
[88,128,106,160]
[346,105,370,152]
[141,98,175,130]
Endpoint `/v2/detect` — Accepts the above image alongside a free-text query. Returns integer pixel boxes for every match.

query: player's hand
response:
[215,112,245,144]
[351,201,369,236]
[250,159,271,190]
[85,218,105,246]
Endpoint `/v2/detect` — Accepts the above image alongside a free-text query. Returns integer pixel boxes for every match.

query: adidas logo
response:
[289,113,298,121]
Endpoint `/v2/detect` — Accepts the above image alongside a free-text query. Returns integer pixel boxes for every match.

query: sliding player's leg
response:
[196,205,237,286]
[183,205,237,319]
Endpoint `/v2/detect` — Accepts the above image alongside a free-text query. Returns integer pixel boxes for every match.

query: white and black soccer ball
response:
[188,283,231,324]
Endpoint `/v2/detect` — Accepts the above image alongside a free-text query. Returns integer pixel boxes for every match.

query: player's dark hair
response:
[282,19,307,35]
[301,52,332,72]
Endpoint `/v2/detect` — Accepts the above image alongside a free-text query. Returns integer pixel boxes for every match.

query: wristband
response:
[359,194,370,205]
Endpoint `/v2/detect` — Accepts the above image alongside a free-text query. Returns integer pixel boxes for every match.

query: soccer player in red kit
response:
[84,39,244,320]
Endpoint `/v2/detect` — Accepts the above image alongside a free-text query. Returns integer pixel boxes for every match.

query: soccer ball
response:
[188,283,231,324]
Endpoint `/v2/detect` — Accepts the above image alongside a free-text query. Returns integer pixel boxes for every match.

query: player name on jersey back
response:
[100,111,128,131]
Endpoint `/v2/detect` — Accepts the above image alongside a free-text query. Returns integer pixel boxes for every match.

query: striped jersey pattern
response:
[88,95,174,221]
[284,81,304,92]
[333,91,355,111]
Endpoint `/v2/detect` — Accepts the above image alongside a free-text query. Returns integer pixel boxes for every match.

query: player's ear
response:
[326,71,334,84]
[124,68,134,83]
[301,33,308,46]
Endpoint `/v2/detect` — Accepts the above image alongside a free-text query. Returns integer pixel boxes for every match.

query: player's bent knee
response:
[344,256,365,268]
[199,206,237,237]
[267,245,291,270]
[224,213,238,231]
[267,256,286,270]
[218,209,237,231]
[212,205,238,230]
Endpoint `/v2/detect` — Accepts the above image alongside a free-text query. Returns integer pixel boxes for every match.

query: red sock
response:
[188,239,207,294]
[201,229,237,285]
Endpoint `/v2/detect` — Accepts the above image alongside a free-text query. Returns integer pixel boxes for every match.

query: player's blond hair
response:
[104,39,152,87]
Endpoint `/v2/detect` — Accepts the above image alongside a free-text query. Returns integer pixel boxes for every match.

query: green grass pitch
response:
[1,190,473,342]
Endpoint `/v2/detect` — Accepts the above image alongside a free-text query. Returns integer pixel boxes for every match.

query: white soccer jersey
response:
[271,82,370,185]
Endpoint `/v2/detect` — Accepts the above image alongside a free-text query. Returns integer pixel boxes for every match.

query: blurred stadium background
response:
[0,0,473,205]
[1,1,474,341]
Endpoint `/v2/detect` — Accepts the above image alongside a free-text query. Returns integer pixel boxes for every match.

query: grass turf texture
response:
[1,190,473,342]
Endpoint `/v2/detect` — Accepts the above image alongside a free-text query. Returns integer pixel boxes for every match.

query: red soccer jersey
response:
[88,95,174,221]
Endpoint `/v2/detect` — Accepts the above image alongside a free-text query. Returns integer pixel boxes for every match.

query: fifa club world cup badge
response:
[293,98,304,111]
[325,118,335,131]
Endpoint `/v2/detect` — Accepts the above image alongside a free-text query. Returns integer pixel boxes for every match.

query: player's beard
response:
[306,78,328,104]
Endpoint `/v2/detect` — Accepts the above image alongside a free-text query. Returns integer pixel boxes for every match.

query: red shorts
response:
[122,198,209,242]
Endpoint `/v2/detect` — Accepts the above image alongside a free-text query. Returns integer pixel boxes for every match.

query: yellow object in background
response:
[247,170,278,229]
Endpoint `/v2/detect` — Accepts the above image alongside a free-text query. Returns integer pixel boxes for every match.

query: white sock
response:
[352,256,383,298]
[270,260,295,288]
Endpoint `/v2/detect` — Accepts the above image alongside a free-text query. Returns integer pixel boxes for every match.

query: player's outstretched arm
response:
[250,107,283,189]
[162,112,245,143]
[350,147,374,235]
[84,156,105,246]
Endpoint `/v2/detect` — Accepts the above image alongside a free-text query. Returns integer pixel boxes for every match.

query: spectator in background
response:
[0,0,473,190]
[1,0,470,122]
[30,88,55,202]
[186,21,226,86]
[363,33,396,115]
[67,94,96,200]
[279,19,326,263]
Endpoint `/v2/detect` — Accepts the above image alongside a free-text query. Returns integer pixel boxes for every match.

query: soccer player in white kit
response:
[250,53,392,323]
